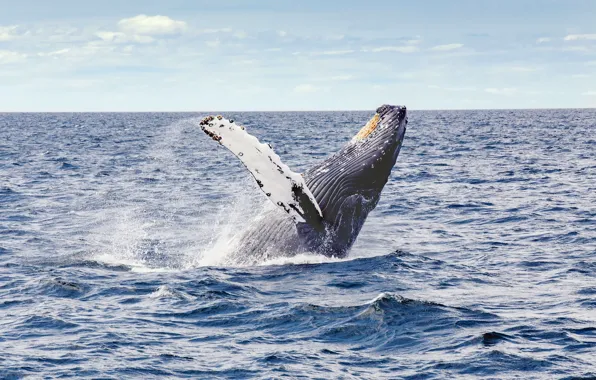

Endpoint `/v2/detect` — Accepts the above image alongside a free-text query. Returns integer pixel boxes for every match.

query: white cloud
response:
[0,25,19,41]
[294,84,319,93]
[405,37,422,45]
[563,46,591,52]
[233,31,248,39]
[428,85,476,92]
[582,91,596,96]
[312,50,354,56]
[570,74,591,78]
[536,37,551,43]
[118,14,186,35]
[491,65,538,73]
[330,75,354,81]
[233,59,257,65]
[38,48,71,57]
[397,72,416,79]
[430,43,464,51]
[485,87,517,95]
[80,41,116,55]
[96,31,154,44]
[369,46,418,53]
[200,28,232,34]
[508,66,538,72]
[564,34,596,41]
[92,15,186,46]
[0,50,26,64]
[277,30,287,37]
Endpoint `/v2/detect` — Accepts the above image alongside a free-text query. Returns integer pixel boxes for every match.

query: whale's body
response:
[201,105,408,264]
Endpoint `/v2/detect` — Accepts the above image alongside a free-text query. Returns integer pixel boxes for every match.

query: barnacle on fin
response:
[201,126,223,142]
[200,115,215,125]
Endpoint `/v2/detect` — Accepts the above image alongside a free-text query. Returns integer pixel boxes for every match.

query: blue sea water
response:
[0,109,595,379]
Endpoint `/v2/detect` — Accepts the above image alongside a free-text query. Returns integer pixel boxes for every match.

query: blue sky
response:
[1,0,595,111]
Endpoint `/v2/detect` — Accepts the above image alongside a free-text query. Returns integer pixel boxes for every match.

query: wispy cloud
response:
[312,49,354,56]
[95,31,154,44]
[369,46,418,53]
[582,91,596,96]
[536,37,551,43]
[200,28,232,34]
[430,43,464,51]
[502,66,539,73]
[405,37,422,45]
[0,50,26,64]
[0,25,19,41]
[563,46,591,52]
[294,84,320,93]
[330,75,354,81]
[37,48,71,57]
[233,31,248,39]
[485,87,517,95]
[428,85,476,92]
[564,34,596,41]
[118,14,187,35]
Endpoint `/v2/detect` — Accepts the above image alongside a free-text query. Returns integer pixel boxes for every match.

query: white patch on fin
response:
[200,115,323,224]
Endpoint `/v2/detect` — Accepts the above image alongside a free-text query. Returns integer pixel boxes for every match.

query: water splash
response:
[86,118,269,270]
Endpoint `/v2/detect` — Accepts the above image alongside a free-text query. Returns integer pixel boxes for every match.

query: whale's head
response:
[304,104,407,255]
[347,104,408,189]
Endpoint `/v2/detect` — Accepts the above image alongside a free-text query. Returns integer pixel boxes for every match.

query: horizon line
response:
[1,106,595,113]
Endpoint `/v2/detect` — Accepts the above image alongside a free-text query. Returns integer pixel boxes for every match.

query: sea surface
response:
[1,109,595,379]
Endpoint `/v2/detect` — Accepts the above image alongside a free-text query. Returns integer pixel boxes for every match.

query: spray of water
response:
[84,117,361,271]
[84,118,267,270]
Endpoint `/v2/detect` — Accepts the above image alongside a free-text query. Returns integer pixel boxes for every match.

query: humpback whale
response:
[200,104,407,264]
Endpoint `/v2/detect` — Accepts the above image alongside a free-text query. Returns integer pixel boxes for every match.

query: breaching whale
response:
[200,104,407,264]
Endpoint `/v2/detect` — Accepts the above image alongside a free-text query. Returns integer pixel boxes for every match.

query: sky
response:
[1,0,595,111]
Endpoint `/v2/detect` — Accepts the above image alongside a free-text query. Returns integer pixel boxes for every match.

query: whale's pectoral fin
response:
[200,115,325,231]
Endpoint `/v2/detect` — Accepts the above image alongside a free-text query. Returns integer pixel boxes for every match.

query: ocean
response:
[1,109,595,378]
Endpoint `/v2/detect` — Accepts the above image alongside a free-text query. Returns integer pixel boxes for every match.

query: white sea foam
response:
[85,118,271,270]
[149,285,194,300]
[258,253,344,266]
